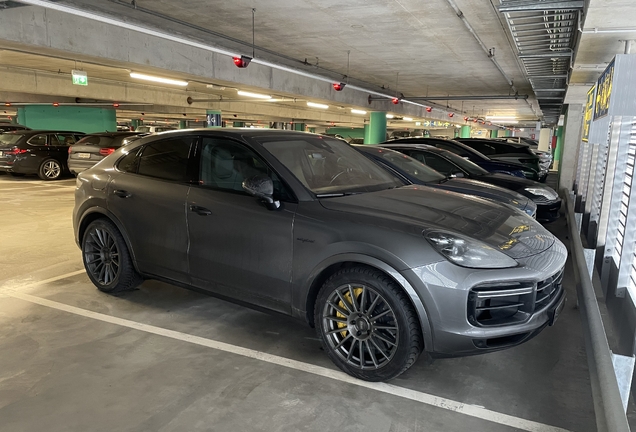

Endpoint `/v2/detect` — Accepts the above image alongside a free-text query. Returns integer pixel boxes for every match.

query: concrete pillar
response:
[366,112,387,144]
[538,128,551,151]
[233,121,245,127]
[17,105,116,133]
[558,104,584,191]
[460,125,471,138]
[206,109,222,128]
[490,130,498,138]
[553,126,564,171]
[179,120,187,129]
[293,123,305,131]
[454,128,459,138]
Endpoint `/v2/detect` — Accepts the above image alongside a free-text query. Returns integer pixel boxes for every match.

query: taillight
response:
[68,147,72,154]
[99,148,116,156]
[7,147,27,155]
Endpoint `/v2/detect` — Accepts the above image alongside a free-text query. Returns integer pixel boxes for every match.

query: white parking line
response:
[1,271,570,432]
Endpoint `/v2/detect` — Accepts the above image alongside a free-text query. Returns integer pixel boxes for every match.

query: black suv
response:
[0,130,85,180]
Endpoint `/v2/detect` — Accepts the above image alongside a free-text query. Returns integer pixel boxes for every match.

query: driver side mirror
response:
[242,174,281,210]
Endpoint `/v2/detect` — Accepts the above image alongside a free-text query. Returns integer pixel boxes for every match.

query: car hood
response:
[433,178,531,211]
[319,186,554,259]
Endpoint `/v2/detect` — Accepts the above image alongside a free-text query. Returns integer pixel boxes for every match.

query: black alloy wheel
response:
[315,266,423,381]
[82,219,142,293]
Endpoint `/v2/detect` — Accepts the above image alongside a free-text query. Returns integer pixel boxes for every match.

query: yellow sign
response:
[582,85,595,142]
[594,59,614,120]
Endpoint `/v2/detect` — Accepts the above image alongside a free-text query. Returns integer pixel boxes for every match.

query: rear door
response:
[49,133,77,168]
[107,136,196,283]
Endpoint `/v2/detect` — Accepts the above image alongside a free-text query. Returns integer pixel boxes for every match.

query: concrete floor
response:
[0,173,602,432]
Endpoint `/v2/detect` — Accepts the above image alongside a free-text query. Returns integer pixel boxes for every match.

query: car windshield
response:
[373,148,446,183]
[0,133,23,145]
[258,136,403,196]
[438,150,489,176]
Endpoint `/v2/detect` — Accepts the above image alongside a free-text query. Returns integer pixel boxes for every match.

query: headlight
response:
[426,231,518,269]
[524,187,558,201]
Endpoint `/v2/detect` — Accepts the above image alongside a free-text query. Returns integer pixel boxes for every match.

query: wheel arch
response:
[302,254,433,350]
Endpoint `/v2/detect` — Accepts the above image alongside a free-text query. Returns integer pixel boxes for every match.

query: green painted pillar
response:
[554,126,564,171]
[423,130,430,137]
[366,112,387,144]
[17,105,116,133]
[233,121,245,127]
[206,110,222,128]
[454,128,459,138]
[308,127,316,133]
[504,130,511,137]
[293,123,306,131]
[10,115,18,124]
[490,130,498,138]
[131,119,140,129]
[459,125,471,138]
[363,124,370,143]
[179,120,187,129]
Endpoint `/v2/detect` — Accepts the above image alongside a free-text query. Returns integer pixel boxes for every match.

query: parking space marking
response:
[1,272,570,432]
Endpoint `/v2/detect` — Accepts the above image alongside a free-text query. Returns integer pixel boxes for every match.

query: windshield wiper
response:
[316,192,362,198]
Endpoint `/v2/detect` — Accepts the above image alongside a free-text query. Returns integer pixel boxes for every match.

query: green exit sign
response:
[72,69,88,86]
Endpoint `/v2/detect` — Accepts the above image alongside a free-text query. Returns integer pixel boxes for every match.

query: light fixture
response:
[391,97,400,105]
[386,114,395,119]
[307,102,329,109]
[237,90,272,99]
[403,117,413,121]
[351,109,367,115]
[233,56,252,68]
[486,116,517,121]
[495,120,519,124]
[130,72,188,86]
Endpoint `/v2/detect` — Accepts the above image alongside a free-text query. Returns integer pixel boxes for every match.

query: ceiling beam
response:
[498,1,584,12]
[408,95,529,101]
[519,52,573,58]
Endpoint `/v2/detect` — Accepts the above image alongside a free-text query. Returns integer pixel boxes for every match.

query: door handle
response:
[113,189,132,198]
[189,205,212,216]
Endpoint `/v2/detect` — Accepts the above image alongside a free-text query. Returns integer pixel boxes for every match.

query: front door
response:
[187,136,296,314]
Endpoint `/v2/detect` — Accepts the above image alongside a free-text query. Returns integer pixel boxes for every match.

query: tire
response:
[38,159,62,180]
[82,218,143,293]
[315,266,423,381]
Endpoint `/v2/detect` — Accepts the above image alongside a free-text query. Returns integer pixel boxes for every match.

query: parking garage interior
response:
[2,0,636,431]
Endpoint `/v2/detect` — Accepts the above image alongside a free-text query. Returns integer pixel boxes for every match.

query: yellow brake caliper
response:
[336,287,363,337]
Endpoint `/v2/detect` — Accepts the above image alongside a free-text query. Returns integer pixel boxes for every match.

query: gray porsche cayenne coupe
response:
[73,129,567,381]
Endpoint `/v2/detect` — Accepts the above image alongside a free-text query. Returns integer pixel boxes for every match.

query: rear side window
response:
[465,141,496,155]
[77,136,114,146]
[54,134,76,146]
[436,142,469,157]
[136,137,194,182]
[27,134,47,146]
[117,150,140,173]
[407,151,457,176]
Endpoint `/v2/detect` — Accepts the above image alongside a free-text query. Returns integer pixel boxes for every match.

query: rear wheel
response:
[38,159,62,180]
[315,266,423,381]
[82,219,142,293]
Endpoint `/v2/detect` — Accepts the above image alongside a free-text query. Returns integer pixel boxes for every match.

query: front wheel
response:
[38,159,62,180]
[82,219,143,293]
[315,266,423,381]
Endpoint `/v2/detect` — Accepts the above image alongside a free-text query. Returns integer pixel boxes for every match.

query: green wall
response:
[17,105,117,133]
[326,127,365,139]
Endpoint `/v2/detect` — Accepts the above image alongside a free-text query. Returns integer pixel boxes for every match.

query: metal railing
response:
[564,191,631,432]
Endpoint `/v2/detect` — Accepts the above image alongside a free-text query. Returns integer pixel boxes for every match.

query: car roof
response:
[81,131,144,137]
[151,128,330,139]
[1,130,85,136]
[456,138,529,148]
[377,143,443,152]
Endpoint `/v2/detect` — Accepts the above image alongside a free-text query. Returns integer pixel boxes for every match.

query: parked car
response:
[0,130,84,179]
[384,137,527,178]
[74,130,567,381]
[380,143,562,222]
[354,145,537,218]
[454,138,543,181]
[0,124,31,132]
[135,125,177,133]
[495,137,553,175]
[68,132,147,175]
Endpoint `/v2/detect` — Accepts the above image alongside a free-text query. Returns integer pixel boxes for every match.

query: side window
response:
[137,137,194,182]
[468,142,496,155]
[117,149,140,173]
[410,151,456,176]
[55,134,76,146]
[437,143,467,157]
[200,137,293,201]
[27,134,47,146]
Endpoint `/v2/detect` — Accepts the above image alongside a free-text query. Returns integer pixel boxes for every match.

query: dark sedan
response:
[354,145,537,217]
[384,137,527,178]
[455,138,542,181]
[74,130,566,381]
[381,143,561,222]
[0,130,85,179]
[0,124,31,132]
[68,132,147,175]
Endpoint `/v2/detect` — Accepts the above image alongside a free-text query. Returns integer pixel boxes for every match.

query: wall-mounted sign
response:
[71,69,88,86]
[594,59,614,120]
[582,85,595,142]
[422,120,451,128]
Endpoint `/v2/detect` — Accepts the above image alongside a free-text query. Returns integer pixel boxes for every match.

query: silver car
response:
[73,130,567,382]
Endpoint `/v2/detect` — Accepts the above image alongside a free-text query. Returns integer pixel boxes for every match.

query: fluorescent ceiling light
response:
[386,114,395,119]
[130,72,188,86]
[237,90,272,99]
[496,120,519,124]
[403,117,413,121]
[307,102,329,109]
[486,116,517,121]
[351,109,367,115]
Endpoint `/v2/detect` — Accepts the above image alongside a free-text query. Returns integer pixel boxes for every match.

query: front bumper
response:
[402,238,567,356]
[536,199,562,223]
